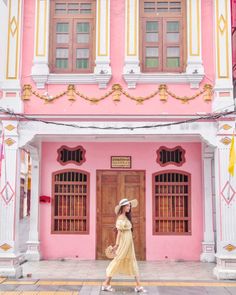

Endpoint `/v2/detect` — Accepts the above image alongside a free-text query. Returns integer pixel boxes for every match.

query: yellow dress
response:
[106,217,139,277]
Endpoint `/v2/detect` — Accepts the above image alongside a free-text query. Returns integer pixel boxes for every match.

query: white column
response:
[123,0,140,88]
[214,121,236,279]
[1,0,24,113]
[200,146,215,262]
[0,121,22,278]
[186,0,204,88]
[25,146,41,261]
[31,0,50,89]
[213,0,234,111]
[94,0,112,88]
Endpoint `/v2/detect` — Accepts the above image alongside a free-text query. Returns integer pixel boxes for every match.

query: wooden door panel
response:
[97,170,146,260]
[101,185,118,215]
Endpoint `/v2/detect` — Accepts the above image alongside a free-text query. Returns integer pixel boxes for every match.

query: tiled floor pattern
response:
[2,259,236,294]
[22,260,216,281]
[1,279,236,295]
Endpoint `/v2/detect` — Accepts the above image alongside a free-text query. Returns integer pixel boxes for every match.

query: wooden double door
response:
[96,170,146,260]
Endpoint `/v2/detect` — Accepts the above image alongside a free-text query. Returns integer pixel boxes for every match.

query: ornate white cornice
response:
[123,72,204,89]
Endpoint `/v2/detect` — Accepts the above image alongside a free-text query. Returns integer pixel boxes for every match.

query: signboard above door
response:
[111,156,131,169]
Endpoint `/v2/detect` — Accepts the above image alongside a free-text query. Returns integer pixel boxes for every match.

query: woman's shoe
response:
[101,285,115,292]
[134,286,147,293]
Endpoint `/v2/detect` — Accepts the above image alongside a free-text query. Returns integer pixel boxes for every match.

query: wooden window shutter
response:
[52,169,90,234]
[50,0,95,73]
[140,0,186,73]
[153,170,191,235]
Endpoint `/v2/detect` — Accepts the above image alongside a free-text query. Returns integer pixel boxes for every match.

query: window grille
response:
[153,171,191,235]
[57,145,86,166]
[156,146,185,166]
[52,170,89,234]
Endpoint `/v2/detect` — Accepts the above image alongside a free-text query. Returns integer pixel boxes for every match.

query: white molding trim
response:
[47,72,112,89]
[1,0,24,112]
[213,0,234,111]
[186,0,204,78]
[18,120,217,148]
[31,0,112,89]
[123,0,140,82]
[123,72,204,89]
[200,145,215,263]
[25,145,41,261]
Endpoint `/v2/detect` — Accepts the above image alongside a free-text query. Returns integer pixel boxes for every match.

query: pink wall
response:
[40,142,203,261]
[21,0,215,115]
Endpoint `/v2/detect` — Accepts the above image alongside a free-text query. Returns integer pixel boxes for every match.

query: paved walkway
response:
[1,278,236,294]
[1,260,236,294]
[22,260,216,281]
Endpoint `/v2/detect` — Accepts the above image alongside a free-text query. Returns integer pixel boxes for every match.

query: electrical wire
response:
[0,107,235,131]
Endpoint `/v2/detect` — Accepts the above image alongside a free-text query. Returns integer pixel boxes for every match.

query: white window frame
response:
[31,0,111,89]
[123,0,205,89]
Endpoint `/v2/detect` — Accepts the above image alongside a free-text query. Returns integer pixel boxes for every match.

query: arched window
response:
[52,169,89,234]
[49,0,96,73]
[153,170,191,235]
[140,0,186,73]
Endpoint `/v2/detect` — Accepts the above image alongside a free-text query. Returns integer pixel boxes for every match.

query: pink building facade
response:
[0,0,235,279]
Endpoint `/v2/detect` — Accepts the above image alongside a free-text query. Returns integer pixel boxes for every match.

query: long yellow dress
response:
[106,217,139,277]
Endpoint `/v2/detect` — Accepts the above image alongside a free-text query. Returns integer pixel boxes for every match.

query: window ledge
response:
[31,73,112,89]
[123,72,205,89]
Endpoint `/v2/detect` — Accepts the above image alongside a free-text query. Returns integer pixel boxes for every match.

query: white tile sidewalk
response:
[22,260,216,281]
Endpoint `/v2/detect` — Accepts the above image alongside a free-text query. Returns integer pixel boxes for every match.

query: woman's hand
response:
[113,244,119,251]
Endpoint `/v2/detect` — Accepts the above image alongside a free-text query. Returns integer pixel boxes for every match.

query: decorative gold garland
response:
[22,83,213,104]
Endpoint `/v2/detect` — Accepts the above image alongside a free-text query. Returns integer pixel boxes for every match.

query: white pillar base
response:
[0,254,23,278]
[200,252,215,263]
[214,256,236,280]
[200,242,215,262]
[25,241,40,261]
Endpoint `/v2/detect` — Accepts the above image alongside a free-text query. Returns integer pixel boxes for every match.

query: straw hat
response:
[114,198,138,215]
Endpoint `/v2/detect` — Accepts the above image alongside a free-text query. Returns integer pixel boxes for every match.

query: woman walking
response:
[102,198,147,293]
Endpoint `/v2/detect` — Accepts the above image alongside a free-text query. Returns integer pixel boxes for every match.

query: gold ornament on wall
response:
[67,84,76,101]
[0,243,12,251]
[21,83,213,104]
[22,85,32,100]
[224,244,236,252]
[221,124,232,130]
[112,84,122,102]
[5,138,15,146]
[203,84,213,102]
[220,137,231,145]
[158,84,168,102]
[5,124,15,131]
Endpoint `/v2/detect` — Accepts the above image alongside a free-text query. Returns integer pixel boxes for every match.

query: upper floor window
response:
[50,0,96,73]
[140,0,186,73]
